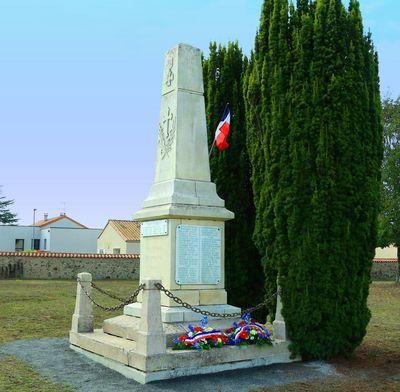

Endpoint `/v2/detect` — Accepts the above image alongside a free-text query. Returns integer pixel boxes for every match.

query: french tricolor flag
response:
[214,104,231,151]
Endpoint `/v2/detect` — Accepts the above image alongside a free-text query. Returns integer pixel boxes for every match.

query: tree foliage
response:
[0,188,18,224]
[203,42,266,318]
[244,0,382,358]
[378,97,400,281]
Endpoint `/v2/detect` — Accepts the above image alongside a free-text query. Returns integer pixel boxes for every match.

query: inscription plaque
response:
[175,225,221,285]
[142,220,168,237]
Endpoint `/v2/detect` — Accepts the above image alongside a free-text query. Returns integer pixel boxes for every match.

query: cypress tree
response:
[245,0,382,358]
[203,42,265,316]
[244,50,273,296]
[243,0,292,315]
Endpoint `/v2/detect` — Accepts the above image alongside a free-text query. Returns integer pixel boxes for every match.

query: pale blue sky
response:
[0,0,399,228]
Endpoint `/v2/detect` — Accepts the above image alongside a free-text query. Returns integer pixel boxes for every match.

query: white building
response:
[0,213,101,253]
[375,245,398,260]
[97,220,140,254]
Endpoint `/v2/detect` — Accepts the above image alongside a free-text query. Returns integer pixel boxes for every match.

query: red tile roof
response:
[34,215,87,229]
[373,258,398,263]
[100,220,141,241]
[0,251,139,259]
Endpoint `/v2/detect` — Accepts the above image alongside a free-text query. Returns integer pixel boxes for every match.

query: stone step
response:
[103,315,140,341]
[124,302,241,323]
[102,314,241,346]
[70,329,136,365]
[103,315,187,346]
[71,334,298,384]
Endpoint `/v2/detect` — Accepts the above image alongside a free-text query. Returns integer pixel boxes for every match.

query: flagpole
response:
[208,139,216,158]
[208,102,229,158]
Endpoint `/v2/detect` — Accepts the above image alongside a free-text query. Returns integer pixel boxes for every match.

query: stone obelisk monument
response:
[124,43,238,322]
[70,44,295,383]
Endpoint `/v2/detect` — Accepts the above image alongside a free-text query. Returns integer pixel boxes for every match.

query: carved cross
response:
[158,106,175,159]
[163,107,174,138]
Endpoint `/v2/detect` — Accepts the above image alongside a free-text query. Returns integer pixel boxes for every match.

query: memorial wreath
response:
[172,314,272,350]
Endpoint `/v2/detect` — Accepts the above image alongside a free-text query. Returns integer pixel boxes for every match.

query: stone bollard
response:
[71,272,94,333]
[272,286,287,341]
[136,278,166,356]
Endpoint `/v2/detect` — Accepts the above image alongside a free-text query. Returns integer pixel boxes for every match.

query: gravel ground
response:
[0,338,340,392]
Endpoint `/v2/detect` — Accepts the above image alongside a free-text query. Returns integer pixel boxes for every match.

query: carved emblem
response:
[165,57,174,87]
[158,107,175,159]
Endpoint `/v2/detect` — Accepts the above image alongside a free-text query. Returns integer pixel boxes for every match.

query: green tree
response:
[378,97,400,282]
[243,0,291,316]
[245,0,382,358]
[0,188,18,224]
[203,42,265,317]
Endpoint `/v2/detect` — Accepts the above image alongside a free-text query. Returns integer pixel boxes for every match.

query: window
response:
[33,239,40,250]
[44,239,47,250]
[98,249,104,254]
[113,248,121,254]
[15,239,24,252]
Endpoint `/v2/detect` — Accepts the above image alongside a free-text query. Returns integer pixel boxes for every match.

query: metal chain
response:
[77,278,145,311]
[90,282,125,301]
[154,282,278,318]
[77,278,278,316]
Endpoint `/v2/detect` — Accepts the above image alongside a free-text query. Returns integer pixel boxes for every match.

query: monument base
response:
[70,332,298,384]
[124,302,241,322]
[123,303,241,345]
[69,275,297,385]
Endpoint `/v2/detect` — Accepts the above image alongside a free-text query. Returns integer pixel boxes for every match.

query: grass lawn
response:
[257,282,400,392]
[0,280,138,391]
[0,280,399,391]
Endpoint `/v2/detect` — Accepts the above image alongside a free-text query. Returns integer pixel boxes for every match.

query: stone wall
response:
[1,252,395,281]
[0,252,140,280]
[372,259,398,281]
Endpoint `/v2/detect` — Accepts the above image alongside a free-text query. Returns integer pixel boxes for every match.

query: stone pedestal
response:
[71,272,93,333]
[70,273,299,385]
[135,279,166,356]
[273,289,287,341]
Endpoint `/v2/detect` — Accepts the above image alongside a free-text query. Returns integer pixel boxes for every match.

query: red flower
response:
[194,327,202,332]
[239,331,248,340]
[179,335,186,341]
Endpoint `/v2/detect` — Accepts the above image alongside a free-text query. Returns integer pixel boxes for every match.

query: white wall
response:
[97,224,127,254]
[375,245,397,259]
[0,225,101,253]
[44,217,84,229]
[40,228,51,250]
[48,227,102,253]
[0,225,40,251]
[126,241,140,254]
